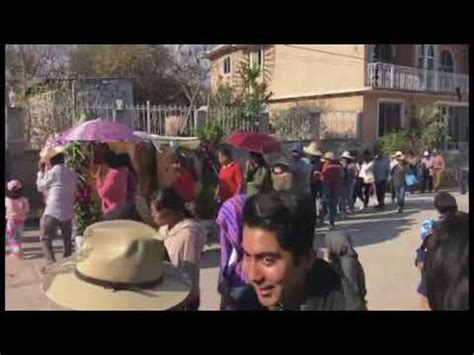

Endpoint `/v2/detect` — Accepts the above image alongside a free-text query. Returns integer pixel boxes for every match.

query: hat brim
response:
[43,260,191,310]
[40,146,66,162]
[303,147,323,156]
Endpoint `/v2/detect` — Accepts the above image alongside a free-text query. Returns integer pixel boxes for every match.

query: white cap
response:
[423,151,429,157]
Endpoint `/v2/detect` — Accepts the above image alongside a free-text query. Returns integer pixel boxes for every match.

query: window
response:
[417,45,435,70]
[439,50,454,72]
[250,47,264,70]
[372,45,394,63]
[223,56,232,75]
[378,102,402,137]
[442,105,469,146]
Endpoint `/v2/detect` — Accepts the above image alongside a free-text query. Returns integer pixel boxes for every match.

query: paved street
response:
[5,190,469,311]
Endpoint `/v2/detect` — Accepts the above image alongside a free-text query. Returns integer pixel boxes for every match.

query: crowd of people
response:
[4,140,469,311]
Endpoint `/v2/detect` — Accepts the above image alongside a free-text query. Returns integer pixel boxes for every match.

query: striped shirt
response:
[215,194,248,288]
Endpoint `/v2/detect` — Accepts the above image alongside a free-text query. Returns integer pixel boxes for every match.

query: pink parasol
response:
[60,119,140,143]
[226,130,281,154]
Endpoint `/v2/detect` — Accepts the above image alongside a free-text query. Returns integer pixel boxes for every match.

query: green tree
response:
[210,62,272,129]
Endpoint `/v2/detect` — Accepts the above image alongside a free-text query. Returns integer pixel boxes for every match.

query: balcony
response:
[367,62,469,95]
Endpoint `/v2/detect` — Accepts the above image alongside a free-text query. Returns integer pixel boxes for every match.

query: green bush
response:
[378,131,409,155]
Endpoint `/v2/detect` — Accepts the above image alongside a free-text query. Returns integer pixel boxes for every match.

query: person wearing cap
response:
[36,147,78,266]
[290,142,312,196]
[5,179,30,258]
[339,151,358,216]
[304,142,324,223]
[391,151,409,213]
[420,150,434,193]
[150,188,207,310]
[373,148,391,210]
[321,151,342,230]
[432,149,445,192]
[270,154,293,192]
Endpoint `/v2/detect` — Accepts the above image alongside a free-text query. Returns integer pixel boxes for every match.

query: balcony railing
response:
[367,62,469,95]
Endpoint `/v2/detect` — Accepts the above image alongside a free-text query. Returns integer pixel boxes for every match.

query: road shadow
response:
[313,198,434,249]
[19,246,68,260]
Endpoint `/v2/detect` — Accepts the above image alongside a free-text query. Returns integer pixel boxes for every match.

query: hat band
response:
[75,268,163,292]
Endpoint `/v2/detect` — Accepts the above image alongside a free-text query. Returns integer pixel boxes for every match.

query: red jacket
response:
[173,169,196,203]
[322,162,342,195]
[218,161,244,202]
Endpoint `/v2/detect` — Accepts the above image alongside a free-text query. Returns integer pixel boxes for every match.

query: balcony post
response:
[390,65,395,89]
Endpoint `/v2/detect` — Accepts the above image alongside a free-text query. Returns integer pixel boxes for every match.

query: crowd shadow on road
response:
[313,198,435,249]
[200,248,221,269]
[20,246,65,260]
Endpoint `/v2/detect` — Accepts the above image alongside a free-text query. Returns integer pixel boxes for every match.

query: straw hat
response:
[43,220,191,310]
[39,145,66,163]
[340,151,353,160]
[394,151,405,160]
[7,179,22,191]
[323,151,335,161]
[303,142,323,157]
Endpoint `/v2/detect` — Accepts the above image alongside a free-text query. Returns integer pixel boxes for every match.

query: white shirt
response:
[36,164,78,221]
[358,161,374,184]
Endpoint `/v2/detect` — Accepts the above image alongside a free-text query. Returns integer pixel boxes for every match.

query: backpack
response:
[330,256,368,310]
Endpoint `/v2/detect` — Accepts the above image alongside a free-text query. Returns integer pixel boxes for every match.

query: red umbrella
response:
[226,131,281,154]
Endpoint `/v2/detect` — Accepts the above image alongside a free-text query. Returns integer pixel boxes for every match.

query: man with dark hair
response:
[235,191,358,311]
[425,212,469,310]
[373,148,390,209]
[415,192,458,306]
[37,150,77,266]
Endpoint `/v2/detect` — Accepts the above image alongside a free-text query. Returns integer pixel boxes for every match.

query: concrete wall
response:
[268,94,364,113]
[75,78,134,106]
[271,45,366,99]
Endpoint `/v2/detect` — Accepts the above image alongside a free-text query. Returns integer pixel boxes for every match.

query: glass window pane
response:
[428,45,434,57]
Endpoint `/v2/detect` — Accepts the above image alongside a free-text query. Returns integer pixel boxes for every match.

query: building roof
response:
[204,45,250,60]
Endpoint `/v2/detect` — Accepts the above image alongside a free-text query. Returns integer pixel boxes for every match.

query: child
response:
[5,180,30,258]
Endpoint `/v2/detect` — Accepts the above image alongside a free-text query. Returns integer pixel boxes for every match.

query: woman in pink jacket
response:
[95,151,130,219]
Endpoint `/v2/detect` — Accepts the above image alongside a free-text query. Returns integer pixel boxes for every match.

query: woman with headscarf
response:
[245,151,273,197]
[270,154,293,192]
[326,230,367,309]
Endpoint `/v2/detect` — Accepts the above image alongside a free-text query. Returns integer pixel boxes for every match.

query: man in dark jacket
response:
[235,191,360,311]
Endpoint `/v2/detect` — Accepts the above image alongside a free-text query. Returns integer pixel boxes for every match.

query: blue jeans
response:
[338,180,355,214]
[394,185,406,208]
[322,187,338,225]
